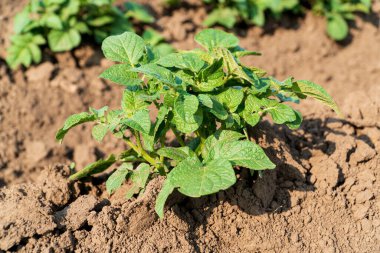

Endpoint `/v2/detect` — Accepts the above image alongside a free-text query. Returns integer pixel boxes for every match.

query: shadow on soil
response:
[164,116,368,252]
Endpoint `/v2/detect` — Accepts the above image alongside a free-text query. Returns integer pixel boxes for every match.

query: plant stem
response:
[243,128,249,140]
[134,130,143,153]
[122,136,159,168]
[159,136,165,164]
[171,126,186,147]
[195,139,204,156]
[122,157,146,163]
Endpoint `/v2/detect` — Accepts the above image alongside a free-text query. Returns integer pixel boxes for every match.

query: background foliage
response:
[201,0,371,40]
[6,0,157,69]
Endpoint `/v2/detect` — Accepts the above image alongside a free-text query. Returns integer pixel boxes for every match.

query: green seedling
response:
[201,0,371,40]
[202,0,300,28]
[312,0,371,40]
[6,0,155,69]
[57,29,341,218]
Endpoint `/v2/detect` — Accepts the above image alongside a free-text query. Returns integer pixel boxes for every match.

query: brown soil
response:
[0,1,379,252]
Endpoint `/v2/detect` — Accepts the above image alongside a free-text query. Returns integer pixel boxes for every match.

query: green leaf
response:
[232,48,261,58]
[99,64,142,87]
[241,95,262,126]
[293,80,342,116]
[32,35,46,45]
[121,89,149,116]
[94,29,109,44]
[101,32,145,65]
[151,43,175,58]
[248,74,272,94]
[195,59,226,92]
[261,99,297,124]
[157,147,196,162]
[106,109,123,130]
[204,140,276,170]
[92,124,108,142]
[250,67,267,78]
[69,154,116,180]
[88,0,110,6]
[125,2,155,23]
[195,29,239,51]
[89,106,108,118]
[216,47,251,82]
[198,94,228,120]
[202,8,237,29]
[285,110,303,130]
[125,163,151,199]
[175,93,200,117]
[74,22,89,33]
[60,0,80,20]
[48,29,81,52]
[168,157,236,197]
[122,110,151,134]
[215,88,244,113]
[27,43,42,63]
[140,132,154,152]
[108,15,133,36]
[142,28,164,46]
[6,34,45,69]
[155,180,175,219]
[243,112,261,127]
[156,52,205,72]
[106,163,133,195]
[173,109,203,134]
[276,90,300,103]
[153,106,169,138]
[56,112,97,141]
[198,94,213,108]
[163,90,177,108]
[202,130,244,159]
[173,94,203,133]
[43,13,63,29]
[14,7,31,34]
[132,63,182,87]
[242,96,297,125]
[327,14,349,41]
[225,113,242,128]
[88,16,114,27]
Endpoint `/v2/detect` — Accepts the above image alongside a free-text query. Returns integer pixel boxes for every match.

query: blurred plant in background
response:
[198,0,371,41]
[6,0,171,69]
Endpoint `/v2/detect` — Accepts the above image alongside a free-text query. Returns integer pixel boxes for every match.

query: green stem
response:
[123,136,159,168]
[171,126,186,147]
[134,130,143,153]
[195,139,204,156]
[121,157,146,163]
[243,128,249,140]
[159,136,166,164]
[194,130,207,155]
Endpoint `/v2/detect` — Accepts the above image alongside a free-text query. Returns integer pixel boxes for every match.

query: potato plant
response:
[201,0,371,41]
[203,0,300,28]
[56,29,340,218]
[312,0,371,41]
[6,0,155,69]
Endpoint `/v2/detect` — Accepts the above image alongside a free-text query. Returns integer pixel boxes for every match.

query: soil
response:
[0,1,379,252]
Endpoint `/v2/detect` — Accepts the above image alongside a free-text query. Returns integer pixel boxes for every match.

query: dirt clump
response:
[0,184,56,251]
[0,165,78,251]
[54,195,99,230]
